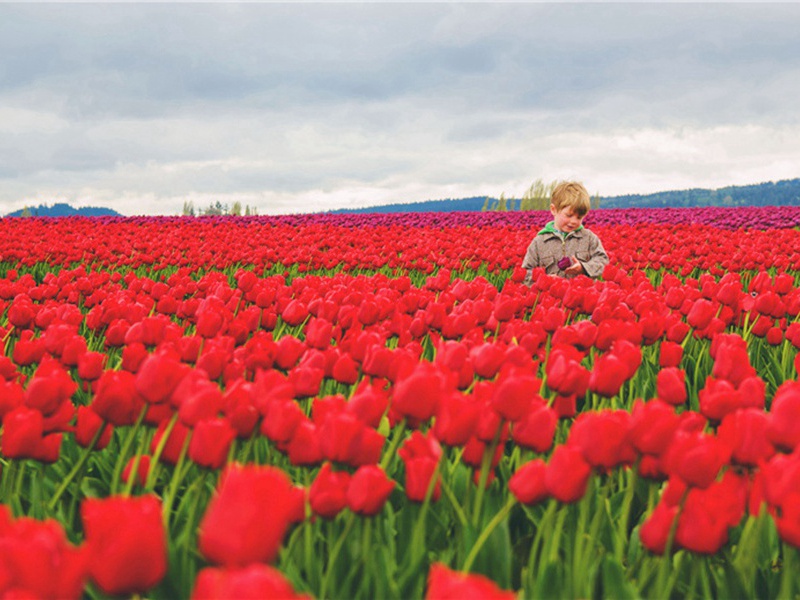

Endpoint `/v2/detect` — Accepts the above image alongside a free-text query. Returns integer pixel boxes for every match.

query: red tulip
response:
[686,299,716,330]
[309,462,351,519]
[121,342,149,373]
[470,343,506,379]
[659,341,684,368]
[718,408,775,467]
[663,430,730,489]
[766,381,800,451]
[91,370,146,426]
[490,366,540,422]
[0,379,24,419]
[511,404,557,453]
[0,506,88,599]
[198,464,300,566]
[399,431,442,502]
[545,349,590,397]
[286,419,324,466]
[346,380,389,429]
[2,406,46,460]
[24,360,77,416]
[74,405,112,450]
[82,495,167,596]
[433,390,480,447]
[639,500,678,555]
[77,351,106,381]
[509,459,548,505]
[656,367,687,406]
[627,399,680,456]
[392,362,450,423]
[426,562,516,600]
[545,444,592,504]
[189,417,237,469]
[675,472,746,554]
[346,465,396,516]
[569,410,635,471]
[588,353,629,398]
[192,564,308,600]
[135,352,189,404]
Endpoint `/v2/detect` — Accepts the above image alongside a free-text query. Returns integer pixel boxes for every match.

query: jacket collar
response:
[537,220,585,237]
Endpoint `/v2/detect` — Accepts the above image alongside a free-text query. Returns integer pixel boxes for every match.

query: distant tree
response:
[245,205,251,216]
[182,200,195,216]
[480,198,490,212]
[231,201,242,216]
[201,201,228,216]
[591,192,601,210]
[520,179,556,211]
[496,193,508,212]
[20,206,32,217]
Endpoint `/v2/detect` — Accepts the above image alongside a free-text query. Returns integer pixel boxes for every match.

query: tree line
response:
[181,201,259,216]
[482,179,601,212]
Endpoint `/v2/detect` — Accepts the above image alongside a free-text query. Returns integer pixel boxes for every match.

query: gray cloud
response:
[1,2,799,215]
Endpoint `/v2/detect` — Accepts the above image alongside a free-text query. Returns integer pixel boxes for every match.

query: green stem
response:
[572,476,597,598]
[122,422,152,496]
[361,517,374,597]
[319,513,356,600]
[30,463,44,519]
[655,487,689,596]
[616,461,639,560]
[47,422,108,511]
[379,418,407,473]
[410,460,442,562]
[302,472,317,589]
[397,460,443,591]
[110,405,149,495]
[462,496,516,572]
[546,506,568,564]
[527,499,557,589]
[0,459,17,505]
[145,412,179,492]
[779,542,796,600]
[440,475,469,528]
[472,423,503,527]
[11,460,26,515]
[161,434,192,528]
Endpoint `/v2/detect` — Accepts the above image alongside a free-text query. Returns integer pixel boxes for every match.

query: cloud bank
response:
[1,3,799,215]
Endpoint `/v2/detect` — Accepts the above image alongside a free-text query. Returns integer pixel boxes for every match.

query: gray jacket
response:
[522,222,608,284]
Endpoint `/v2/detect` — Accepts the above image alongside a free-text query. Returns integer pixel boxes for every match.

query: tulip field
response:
[2,206,800,599]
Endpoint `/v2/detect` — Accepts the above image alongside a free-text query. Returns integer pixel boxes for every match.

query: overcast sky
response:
[2,2,799,216]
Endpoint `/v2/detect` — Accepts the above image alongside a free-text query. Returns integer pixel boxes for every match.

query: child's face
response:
[550,204,585,233]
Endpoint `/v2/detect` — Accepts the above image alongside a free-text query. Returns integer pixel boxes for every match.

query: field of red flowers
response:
[1,207,800,599]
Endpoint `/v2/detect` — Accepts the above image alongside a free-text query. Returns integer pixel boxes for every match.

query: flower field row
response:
[3,209,800,276]
[1,211,800,599]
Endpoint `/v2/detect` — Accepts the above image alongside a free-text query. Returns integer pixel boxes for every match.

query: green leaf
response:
[534,560,564,599]
[79,476,109,499]
[601,555,638,600]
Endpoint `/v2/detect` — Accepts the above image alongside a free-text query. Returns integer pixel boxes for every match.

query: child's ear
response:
[549,204,557,215]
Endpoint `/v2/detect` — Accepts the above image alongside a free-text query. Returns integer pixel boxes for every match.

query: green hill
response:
[5,203,122,217]
[329,178,800,213]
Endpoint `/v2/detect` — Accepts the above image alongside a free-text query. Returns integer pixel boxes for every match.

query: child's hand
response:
[564,259,584,276]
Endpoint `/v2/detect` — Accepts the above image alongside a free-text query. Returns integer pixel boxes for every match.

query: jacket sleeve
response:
[576,231,608,279]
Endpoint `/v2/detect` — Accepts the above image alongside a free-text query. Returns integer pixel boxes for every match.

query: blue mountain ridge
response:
[329,178,800,213]
[5,203,122,217]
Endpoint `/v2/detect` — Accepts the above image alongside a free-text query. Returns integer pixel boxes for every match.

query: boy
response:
[522,181,608,284]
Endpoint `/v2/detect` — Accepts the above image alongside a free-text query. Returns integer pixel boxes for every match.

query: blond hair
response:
[551,181,591,216]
